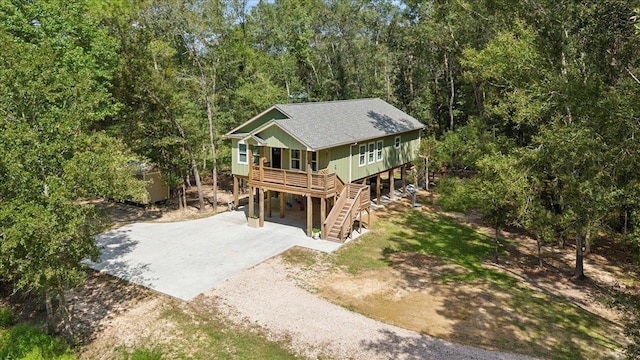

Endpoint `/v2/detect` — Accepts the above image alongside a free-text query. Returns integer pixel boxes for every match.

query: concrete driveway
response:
[90,209,355,300]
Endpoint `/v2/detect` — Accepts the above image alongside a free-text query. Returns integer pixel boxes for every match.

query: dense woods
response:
[1,0,640,355]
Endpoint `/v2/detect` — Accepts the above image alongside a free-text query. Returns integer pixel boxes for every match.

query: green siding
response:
[231,130,422,183]
[236,108,286,133]
[326,145,351,181]
[231,139,249,177]
[327,130,422,182]
[257,126,307,150]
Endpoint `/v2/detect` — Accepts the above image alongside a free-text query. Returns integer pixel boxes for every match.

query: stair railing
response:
[323,186,348,235]
[338,186,364,241]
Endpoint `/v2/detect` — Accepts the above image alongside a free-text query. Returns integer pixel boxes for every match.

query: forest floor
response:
[2,177,637,359]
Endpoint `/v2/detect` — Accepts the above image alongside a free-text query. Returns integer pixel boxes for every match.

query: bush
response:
[435,176,478,213]
[0,323,73,359]
[0,307,17,328]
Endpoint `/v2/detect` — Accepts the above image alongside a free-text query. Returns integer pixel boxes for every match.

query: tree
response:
[0,0,146,336]
[474,153,529,263]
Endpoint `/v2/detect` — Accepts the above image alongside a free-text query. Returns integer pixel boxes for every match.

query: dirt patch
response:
[94,173,249,229]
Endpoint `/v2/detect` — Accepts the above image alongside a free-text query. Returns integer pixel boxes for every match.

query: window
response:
[376,140,383,162]
[368,142,375,164]
[290,149,301,170]
[238,143,247,164]
[394,136,401,149]
[311,152,318,171]
[359,145,366,167]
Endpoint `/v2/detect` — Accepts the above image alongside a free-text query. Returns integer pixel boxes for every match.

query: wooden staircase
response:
[324,182,370,242]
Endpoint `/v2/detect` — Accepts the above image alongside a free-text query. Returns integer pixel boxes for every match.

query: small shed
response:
[132,162,170,204]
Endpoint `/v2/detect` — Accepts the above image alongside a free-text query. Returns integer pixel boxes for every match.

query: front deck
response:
[248,165,339,198]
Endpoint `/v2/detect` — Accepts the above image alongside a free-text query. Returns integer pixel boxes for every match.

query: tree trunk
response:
[425,156,429,191]
[407,52,414,98]
[189,153,205,212]
[536,235,543,267]
[584,226,591,255]
[575,230,585,280]
[494,226,500,264]
[57,288,74,342]
[206,89,218,214]
[445,50,455,131]
[45,290,55,335]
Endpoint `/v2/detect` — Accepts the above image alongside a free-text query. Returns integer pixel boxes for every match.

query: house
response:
[224,98,425,241]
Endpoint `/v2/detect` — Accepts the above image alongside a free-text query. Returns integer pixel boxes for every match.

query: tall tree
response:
[0,0,146,336]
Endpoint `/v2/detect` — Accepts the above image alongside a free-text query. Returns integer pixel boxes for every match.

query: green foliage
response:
[0,0,147,333]
[432,118,514,171]
[435,176,478,214]
[0,324,74,360]
[0,307,17,328]
[120,346,165,360]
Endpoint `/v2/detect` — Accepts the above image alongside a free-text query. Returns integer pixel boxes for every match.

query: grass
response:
[326,205,625,359]
[281,247,318,268]
[155,301,299,359]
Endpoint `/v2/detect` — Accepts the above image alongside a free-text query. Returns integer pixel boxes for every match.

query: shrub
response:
[435,176,478,213]
[0,323,73,359]
[0,307,17,328]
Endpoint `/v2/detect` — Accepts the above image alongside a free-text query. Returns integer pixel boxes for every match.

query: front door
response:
[271,148,282,168]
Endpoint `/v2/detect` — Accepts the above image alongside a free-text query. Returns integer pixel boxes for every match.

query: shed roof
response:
[225,98,425,150]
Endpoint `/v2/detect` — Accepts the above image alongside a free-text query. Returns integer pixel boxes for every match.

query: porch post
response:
[307,195,313,237]
[248,146,254,180]
[320,197,327,240]
[233,175,239,209]
[307,161,313,237]
[279,192,285,218]
[389,168,395,200]
[376,173,381,205]
[401,165,406,194]
[267,190,272,217]
[249,186,255,217]
[259,187,265,227]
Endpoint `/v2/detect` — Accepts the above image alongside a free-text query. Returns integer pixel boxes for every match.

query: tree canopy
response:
[1,0,640,352]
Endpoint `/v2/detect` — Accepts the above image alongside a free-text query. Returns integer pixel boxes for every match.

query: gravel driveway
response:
[206,258,537,360]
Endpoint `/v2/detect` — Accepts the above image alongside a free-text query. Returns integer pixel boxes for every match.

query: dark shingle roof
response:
[225,98,425,150]
[272,98,424,150]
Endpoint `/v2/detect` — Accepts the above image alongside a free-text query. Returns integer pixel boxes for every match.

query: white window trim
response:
[368,142,375,164]
[290,149,301,170]
[376,140,383,162]
[394,136,401,149]
[238,143,248,165]
[358,144,366,167]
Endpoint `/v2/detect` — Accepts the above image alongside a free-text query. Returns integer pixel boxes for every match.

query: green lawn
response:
[327,206,625,359]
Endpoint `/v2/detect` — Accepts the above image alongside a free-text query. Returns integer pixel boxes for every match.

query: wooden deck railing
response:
[339,186,365,241]
[249,165,338,195]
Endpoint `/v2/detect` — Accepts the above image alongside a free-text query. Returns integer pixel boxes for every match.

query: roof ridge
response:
[276,97,380,107]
